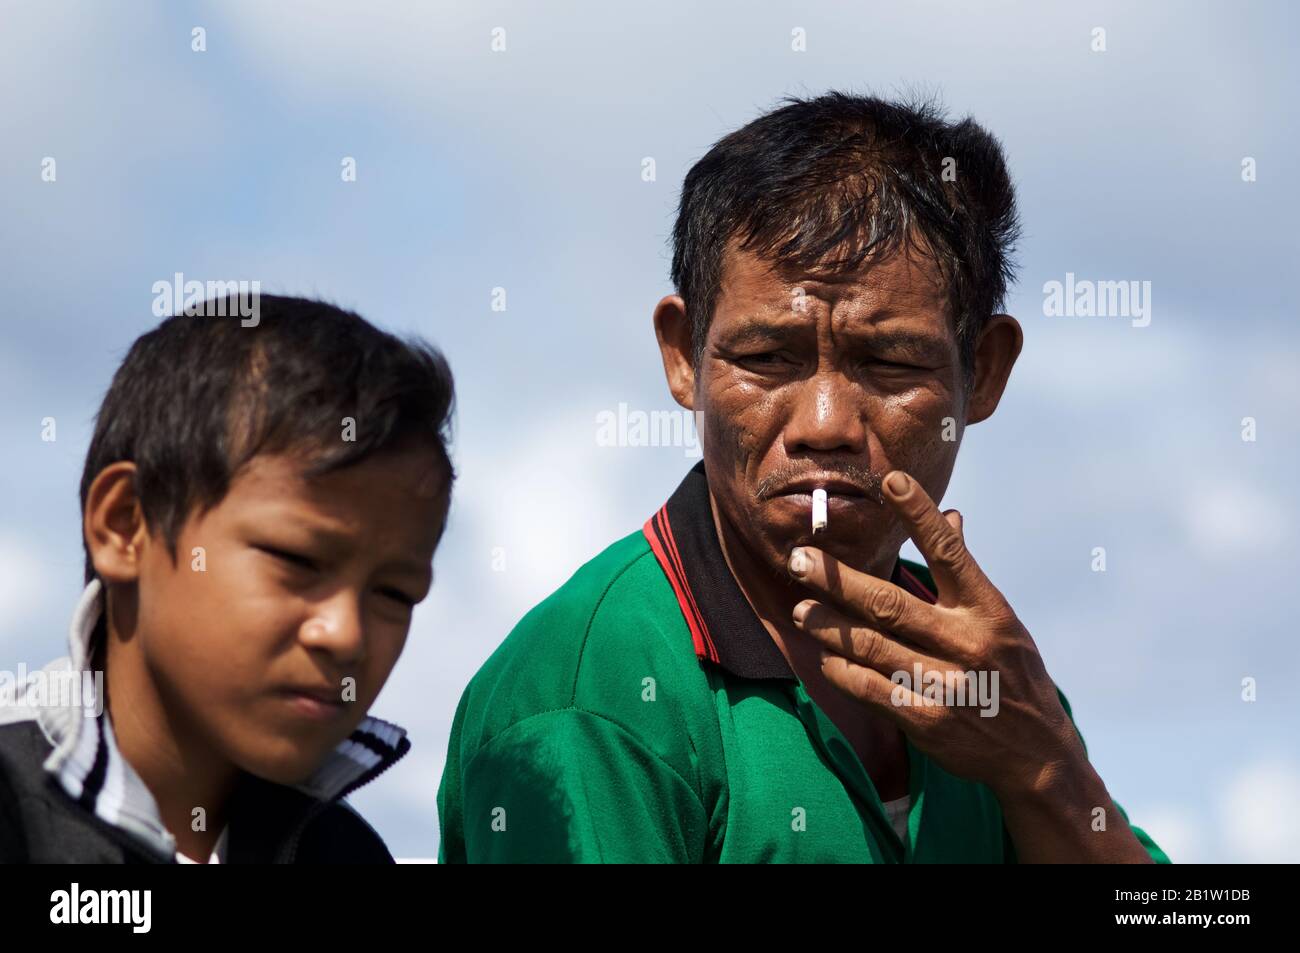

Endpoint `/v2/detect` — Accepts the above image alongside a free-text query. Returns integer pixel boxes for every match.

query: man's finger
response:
[788,546,951,652]
[794,599,943,674]
[881,470,988,607]
[819,653,920,721]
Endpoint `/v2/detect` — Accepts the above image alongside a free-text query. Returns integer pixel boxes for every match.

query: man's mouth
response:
[772,474,876,500]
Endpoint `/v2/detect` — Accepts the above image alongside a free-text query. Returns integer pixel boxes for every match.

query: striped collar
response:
[20,578,409,861]
[643,461,938,681]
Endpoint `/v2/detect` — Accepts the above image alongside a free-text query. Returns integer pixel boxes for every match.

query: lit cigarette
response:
[812,488,828,534]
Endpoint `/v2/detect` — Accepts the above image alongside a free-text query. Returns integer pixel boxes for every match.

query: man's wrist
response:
[993,744,1155,863]
[994,736,1097,812]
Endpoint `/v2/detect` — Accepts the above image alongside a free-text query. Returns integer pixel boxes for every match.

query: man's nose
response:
[783,375,867,456]
[298,591,366,665]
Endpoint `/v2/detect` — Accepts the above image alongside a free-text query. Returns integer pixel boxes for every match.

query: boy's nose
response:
[299,594,366,664]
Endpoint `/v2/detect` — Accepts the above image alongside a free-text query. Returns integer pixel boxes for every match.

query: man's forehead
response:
[719,242,947,310]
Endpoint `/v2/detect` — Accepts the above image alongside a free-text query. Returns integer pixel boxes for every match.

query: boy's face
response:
[129,444,447,785]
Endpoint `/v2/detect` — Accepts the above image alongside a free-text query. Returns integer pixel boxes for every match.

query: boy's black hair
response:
[669,89,1022,390]
[79,294,456,583]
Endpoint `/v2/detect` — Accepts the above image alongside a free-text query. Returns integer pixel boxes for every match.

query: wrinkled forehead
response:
[715,238,952,331]
[720,233,947,307]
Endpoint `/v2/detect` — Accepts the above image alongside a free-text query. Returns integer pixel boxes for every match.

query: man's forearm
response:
[995,754,1154,863]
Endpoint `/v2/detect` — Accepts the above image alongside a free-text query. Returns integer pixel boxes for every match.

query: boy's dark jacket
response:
[0,580,409,863]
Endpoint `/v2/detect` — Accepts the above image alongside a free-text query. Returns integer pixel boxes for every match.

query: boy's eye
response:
[378,587,417,608]
[257,545,419,607]
[258,545,319,571]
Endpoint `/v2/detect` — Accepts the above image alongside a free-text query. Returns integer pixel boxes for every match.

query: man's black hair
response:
[669,89,1021,389]
[79,294,456,583]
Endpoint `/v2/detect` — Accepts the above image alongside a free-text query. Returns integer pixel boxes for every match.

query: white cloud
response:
[1183,478,1290,560]
[1217,757,1300,863]
[1130,804,1208,863]
[448,408,638,622]
[1009,321,1200,409]
[0,535,53,635]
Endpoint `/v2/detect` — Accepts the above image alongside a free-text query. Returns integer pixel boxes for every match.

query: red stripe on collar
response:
[897,563,938,604]
[643,507,720,664]
[642,463,940,678]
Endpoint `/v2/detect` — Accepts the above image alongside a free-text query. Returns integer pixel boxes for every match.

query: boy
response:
[0,295,455,863]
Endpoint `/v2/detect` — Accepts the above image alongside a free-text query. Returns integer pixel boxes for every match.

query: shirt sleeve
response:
[436,686,472,864]
[454,706,708,863]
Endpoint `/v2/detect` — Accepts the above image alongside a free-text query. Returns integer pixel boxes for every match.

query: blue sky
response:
[1,0,1296,861]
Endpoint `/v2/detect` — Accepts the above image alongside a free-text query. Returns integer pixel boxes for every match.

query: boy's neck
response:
[102,589,240,861]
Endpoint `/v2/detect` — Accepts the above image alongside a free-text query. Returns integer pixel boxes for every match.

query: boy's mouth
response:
[274,684,349,721]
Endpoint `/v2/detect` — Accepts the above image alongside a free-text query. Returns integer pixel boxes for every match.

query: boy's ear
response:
[84,462,150,584]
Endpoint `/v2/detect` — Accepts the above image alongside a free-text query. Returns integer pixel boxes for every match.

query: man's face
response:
[695,242,967,577]
[131,445,447,784]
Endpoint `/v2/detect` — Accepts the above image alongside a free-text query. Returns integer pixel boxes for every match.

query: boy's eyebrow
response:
[380,556,436,580]
[262,518,434,578]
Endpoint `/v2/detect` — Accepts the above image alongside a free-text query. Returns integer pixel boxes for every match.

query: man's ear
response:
[84,462,149,584]
[966,313,1023,425]
[653,294,696,410]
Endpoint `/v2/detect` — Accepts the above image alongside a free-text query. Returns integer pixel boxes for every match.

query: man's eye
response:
[739,351,791,369]
[869,358,923,371]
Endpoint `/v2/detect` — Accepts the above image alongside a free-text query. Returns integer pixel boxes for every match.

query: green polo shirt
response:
[437,462,1169,863]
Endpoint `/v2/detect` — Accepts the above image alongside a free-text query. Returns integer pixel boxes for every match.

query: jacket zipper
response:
[275,739,410,863]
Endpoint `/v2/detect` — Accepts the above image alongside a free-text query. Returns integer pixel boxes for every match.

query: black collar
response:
[643,461,937,681]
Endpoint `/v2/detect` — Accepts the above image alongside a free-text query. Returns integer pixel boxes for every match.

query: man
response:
[437,91,1168,862]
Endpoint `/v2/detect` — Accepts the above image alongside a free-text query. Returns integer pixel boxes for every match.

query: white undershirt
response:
[882,795,911,843]
[175,826,229,864]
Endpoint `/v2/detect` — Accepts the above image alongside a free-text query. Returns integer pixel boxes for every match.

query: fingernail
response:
[886,472,909,496]
[793,600,812,624]
[789,547,810,576]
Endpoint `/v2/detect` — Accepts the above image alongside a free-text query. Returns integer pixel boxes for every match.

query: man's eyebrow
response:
[717,320,805,348]
[720,320,950,361]
[851,329,952,362]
